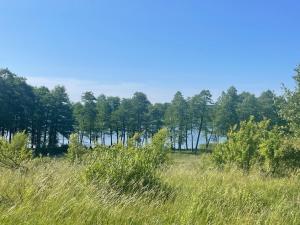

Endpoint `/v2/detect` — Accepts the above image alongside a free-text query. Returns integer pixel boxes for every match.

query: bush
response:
[213,117,300,174]
[213,117,267,171]
[275,138,300,171]
[67,133,86,162]
[0,132,32,170]
[85,129,170,193]
[258,127,284,173]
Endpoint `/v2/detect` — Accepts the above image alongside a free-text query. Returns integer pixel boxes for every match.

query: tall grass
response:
[0,154,299,225]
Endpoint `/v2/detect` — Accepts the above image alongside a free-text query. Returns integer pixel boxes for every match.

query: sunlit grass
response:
[0,154,299,225]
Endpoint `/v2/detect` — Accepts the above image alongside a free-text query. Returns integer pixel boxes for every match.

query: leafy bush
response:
[213,117,300,174]
[257,127,284,173]
[67,133,86,162]
[0,132,32,170]
[275,138,300,171]
[85,129,170,193]
[213,117,267,171]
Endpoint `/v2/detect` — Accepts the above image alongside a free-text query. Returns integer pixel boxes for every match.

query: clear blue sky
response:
[0,0,299,102]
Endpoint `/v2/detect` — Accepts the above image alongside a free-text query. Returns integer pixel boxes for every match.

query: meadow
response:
[1,152,299,225]
[1,2,300,224]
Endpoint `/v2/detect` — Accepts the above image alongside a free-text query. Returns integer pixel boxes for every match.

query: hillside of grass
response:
[0,153,299,225]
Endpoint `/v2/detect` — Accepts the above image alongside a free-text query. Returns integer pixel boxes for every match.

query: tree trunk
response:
[43,128,47,147]
[195,117,203,151]
[116,130,119,144]
[190,128,194,152]
[144,132,148,145]
[80,132,84,144]
[185,127,188,150]
[122,122,126,145]
[205,127,215,152]
[110,128,113,146]
[36,129,41,149]
[178,129,182,151]
[9,129,12,143]
[172,128,176,150]
[100,133,103,145]
[31,129,35,149]
[170,134,173,150]
[103,133,106,145]
[89,129,92,147]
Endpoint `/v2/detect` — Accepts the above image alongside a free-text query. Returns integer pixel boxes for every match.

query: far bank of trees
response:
[0,67,293,153]
[0,69,73,150]
[71,85,283,152]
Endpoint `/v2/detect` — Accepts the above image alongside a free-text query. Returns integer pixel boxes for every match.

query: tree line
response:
[0,68,287,153]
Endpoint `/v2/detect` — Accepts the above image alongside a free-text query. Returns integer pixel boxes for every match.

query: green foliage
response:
[237,92,260,121]
[80,92,97,145]
[148,103,167,136]
[213,117,266,171]
[258,90,283,126]
[85,129,169,193]
[274,138,300,171]
[165,91,189,150]
[215,86,239,136]
[0,69,35,139]
[188,90,213,151]
[280,65,300,136]
[0,132,32,169]
[213,117,300,174]
[0,68,286,154]
[258,127,283,173]
[67,133,85,162]
[48,86,74,147]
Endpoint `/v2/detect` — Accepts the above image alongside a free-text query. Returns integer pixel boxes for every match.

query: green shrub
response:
[258,127,284,173]
[276,138,300,171]
[85,129,170,193]
[0,132,32,170]
[67,133,86,162]
[213,117,300,174]
[213,117,268,171]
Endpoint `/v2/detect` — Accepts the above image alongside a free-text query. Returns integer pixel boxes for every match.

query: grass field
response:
[0,153,299,225]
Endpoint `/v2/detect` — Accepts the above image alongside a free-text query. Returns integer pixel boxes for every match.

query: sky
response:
[0,0,299,103]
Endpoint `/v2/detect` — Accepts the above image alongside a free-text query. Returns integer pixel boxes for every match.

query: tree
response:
[215,86,239,137]
[81,92,96,146]
[48,86,74,147]
[73,102,85,144]
[258,90,282,126]
[112,98,134,145]
[95,95,110,145]
[148,103,167,137]
[167,92,188,150]
[189,90,212,151]
[203,104,217,151]
[237,92,259,122]
[280,65,300,136]
[107,96,120,145]
[131,92,151,133]
[0,69,34,142]
[31,86,52,148]
[164,103,176,149]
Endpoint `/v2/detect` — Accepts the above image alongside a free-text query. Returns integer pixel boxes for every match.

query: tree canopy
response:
[0,68,289,153]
